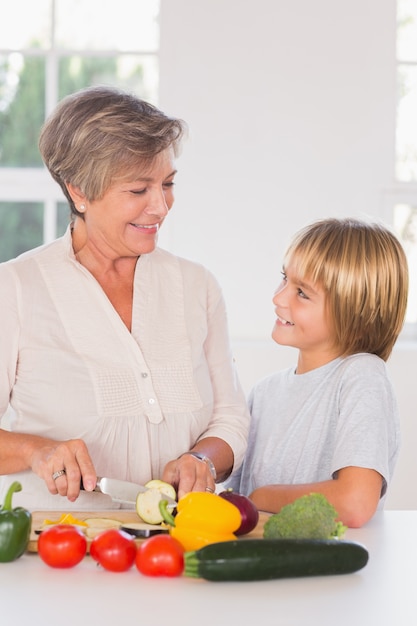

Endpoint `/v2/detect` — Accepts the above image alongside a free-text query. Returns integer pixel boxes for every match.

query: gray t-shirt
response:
[226,353,400,507]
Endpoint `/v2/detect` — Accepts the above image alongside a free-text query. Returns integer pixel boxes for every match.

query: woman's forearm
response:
[0,428,52,474]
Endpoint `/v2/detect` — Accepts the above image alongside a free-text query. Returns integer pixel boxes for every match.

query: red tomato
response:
[135,534,184,577]
[38,524,87,568]
[90,529,137,572]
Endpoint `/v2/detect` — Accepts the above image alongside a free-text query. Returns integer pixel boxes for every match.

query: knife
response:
[81,476,177,507]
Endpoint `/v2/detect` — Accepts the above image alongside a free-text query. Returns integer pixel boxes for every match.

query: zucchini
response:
[184,538,369,582]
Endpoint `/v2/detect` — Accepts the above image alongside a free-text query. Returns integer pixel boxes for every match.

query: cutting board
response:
[27,510,270,553]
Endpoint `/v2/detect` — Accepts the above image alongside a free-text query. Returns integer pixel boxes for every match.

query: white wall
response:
[158,0,416,508]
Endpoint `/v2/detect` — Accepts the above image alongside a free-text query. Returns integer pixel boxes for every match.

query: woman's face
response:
[79,149,177,259]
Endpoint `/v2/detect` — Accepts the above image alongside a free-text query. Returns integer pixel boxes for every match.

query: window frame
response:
[394,0,417,334]
[0,0,160,245]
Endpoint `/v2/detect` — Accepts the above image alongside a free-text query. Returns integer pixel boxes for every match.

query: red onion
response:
[219,489,259,535]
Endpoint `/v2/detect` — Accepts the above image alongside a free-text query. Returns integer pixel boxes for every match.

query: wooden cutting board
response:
[27,510,270,553]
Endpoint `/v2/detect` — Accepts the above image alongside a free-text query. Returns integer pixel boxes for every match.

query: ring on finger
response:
[52,469,66,481]
[205,486,215,493]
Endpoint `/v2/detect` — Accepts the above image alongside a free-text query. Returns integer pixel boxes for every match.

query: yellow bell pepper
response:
[159,491,241,551]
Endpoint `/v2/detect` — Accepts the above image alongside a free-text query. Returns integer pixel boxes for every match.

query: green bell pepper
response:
[0,481,32,562]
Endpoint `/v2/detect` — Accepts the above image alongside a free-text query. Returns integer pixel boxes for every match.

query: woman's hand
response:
[162,453,216,500]
[30,438,97,502]
[162,439,234,499]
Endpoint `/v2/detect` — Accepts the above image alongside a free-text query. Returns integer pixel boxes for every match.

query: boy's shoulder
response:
[250,366,295,394]
[338,352,386,373]
[250,353,386,393]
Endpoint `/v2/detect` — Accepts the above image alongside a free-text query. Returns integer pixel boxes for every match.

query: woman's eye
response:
[163,181,175,189]
[297,288,308,299]
[131,188,147,195]
[280,271,287,282]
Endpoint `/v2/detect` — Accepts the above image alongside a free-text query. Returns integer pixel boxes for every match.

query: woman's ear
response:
[65,182,87,212]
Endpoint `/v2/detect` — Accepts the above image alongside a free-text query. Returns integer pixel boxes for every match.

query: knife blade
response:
[82,476,177,507]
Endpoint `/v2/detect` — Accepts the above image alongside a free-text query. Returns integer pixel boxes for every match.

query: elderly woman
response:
[0,86,249,510]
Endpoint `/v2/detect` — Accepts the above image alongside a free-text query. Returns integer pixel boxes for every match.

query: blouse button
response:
[148,398,155,405]
[141,372,148,378]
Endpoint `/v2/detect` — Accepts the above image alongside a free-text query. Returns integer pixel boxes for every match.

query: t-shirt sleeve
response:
[331,356,400,498]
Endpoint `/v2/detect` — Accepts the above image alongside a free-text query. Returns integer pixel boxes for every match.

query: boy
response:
[227,218,409,527]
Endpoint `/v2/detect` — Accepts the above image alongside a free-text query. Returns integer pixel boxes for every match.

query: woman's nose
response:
[147,189,170,217]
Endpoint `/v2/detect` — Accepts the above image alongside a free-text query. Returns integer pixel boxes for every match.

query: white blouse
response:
[0,228,249,509]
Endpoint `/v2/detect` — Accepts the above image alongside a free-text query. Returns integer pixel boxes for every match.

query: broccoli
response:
[263,493,347,540]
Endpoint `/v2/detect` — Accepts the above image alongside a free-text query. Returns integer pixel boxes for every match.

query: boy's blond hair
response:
[284,218,409,361]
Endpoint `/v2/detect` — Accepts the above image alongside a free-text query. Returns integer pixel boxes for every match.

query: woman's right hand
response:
[29,438,97,502]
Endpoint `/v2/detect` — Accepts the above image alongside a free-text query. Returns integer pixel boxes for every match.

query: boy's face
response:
[271,264,339,373]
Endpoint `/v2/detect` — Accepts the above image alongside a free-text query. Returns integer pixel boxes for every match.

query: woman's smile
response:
[129,222,160,234]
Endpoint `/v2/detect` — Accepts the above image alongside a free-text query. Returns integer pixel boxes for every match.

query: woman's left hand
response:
[162,453,216,500]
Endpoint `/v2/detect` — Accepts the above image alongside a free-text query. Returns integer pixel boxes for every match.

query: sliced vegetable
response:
[84,518,123,539]
[135,534,184,577]
[36,516,122,538]
[120,522,169,538]
[144,479,177,500]
[42,512,88,528]
[184,538,369,582]
[137,488,168,524]
[83,517,121,529]
[136,480,176,524]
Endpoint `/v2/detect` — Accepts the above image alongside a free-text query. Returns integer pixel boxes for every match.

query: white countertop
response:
[0,510,414,626]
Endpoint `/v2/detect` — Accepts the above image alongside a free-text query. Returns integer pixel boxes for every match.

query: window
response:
[397,0,417,180]
[0,0,160,260]
[392,0,417,332]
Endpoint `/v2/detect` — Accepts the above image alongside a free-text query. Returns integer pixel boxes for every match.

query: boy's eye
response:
[297,288,309,299]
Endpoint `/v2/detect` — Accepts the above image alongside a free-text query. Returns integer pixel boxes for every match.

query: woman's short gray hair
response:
[39,85,187,217]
